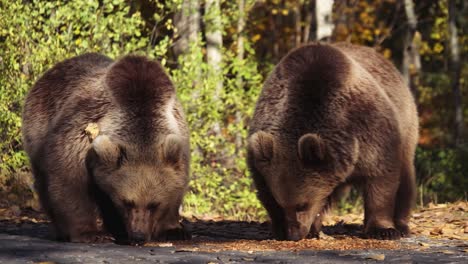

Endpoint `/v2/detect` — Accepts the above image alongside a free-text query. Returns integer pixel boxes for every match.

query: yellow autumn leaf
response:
[366,254,385,261]
[383,49,392,59]
[433,43,444,53]
[251,34,261,42]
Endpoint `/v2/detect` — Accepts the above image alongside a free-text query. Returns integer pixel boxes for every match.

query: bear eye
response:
[296,203,310,212]
[147,202,160,211]
[123,200,135,209]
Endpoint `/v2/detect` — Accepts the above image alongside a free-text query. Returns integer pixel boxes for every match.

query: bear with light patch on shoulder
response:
[22,53,190,245]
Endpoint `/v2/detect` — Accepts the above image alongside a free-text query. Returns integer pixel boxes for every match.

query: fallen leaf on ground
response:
[366,254,385,261]
[430,227,443,235]
[438,250,456,254]
[319,231,334,240]
[156,243,173,247]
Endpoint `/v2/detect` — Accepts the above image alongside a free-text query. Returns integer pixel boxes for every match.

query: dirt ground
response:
[0,202,468,263]
[0,202,468,261]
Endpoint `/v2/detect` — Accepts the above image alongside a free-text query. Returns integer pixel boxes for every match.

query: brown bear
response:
[22,53,190,244]
[247,43,418,241]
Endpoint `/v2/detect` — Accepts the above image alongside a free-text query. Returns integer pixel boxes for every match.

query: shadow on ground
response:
[0,208,467,263]
[0,209,363,241]
[185,219,363,241]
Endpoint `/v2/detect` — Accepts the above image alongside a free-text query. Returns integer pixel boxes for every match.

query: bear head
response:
[248,131,358,241]
[86,134,188,244]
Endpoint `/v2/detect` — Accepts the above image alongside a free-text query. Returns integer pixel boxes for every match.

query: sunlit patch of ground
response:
[148,237,404,252]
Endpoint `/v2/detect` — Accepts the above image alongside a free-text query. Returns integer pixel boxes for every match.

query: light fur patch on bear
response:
[165,96,180,134]
[85,123,100,142]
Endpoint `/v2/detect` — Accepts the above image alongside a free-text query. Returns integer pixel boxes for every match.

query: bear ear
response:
[91,135,126,168]
[162,134,185,165]
[298,133,325,166]
[248,131,275,163]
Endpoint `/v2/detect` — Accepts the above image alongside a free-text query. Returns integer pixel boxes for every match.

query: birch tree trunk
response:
[402,0,421,99]
[316,0,334,41]
[205,0,223,93]
[174,0,200,56]
[294,3,302,47]
[237,0,245,87]
[205,0,223,135]
[235,0,245,150]
[448,0,464,146]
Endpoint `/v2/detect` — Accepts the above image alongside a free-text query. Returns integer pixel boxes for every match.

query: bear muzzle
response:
[286,221,310,241]
[127,209,153,245]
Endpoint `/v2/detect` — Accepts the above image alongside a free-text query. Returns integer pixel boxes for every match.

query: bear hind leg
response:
[393,162,416,237]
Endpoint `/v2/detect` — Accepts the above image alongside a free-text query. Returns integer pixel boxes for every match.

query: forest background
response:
[0,0,466,220]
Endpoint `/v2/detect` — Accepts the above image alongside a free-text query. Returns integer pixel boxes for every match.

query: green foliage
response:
[416,146,468,204]
[173,36,265,219]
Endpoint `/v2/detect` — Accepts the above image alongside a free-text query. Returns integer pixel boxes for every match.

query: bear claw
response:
[68,232,104,243]
[366,227,401,240]
[155,226,192,241]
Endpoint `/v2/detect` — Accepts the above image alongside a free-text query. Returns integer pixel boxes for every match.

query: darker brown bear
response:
[22,53,190,244]
[247,43,418,241]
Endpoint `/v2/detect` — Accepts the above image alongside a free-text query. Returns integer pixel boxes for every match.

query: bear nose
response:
[286,223,308,241]
[287,228,303,241]
[131,232,146,244]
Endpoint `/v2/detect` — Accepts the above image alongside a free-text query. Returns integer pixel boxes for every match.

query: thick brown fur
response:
[247,43,418,241]
[22,53,190,244]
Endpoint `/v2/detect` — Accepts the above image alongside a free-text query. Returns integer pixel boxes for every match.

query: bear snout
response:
[126,209,153,244]
[286,222,309,241]
[129,231,146,244]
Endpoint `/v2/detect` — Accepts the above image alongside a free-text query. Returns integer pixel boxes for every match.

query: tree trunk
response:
[235,0,245,150]
[316,0,334,41]
[294,4,302,47]
[205,0,223,93]
[174,0,200,56]
[205,0,223,135]
[448,0,464,146]
[330,0,349,42]
[272,11,280,59]
[237,0,245,87]
[304,0,317,42]
[402,0,421,100]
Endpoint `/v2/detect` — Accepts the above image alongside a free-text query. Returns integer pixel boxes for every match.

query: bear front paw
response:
[307,220,322,239]
[396,223,411,237]
[306,229,320,239]
[155,225,191,241]
[365,227,401,240]
[69,232,104,243]
[271,223,287,240]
